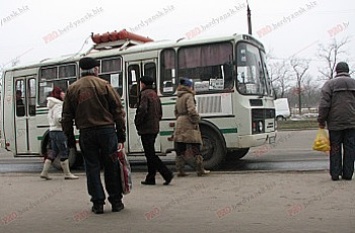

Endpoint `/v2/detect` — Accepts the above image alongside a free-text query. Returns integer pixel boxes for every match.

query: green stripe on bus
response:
[220,128,238,134]
[160,128,237,137]
[37,129,235,141]
[36,110,48,114]
[161,102,175,106]
[160,131,174,136]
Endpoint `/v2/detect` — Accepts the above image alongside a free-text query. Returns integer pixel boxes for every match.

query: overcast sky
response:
[0,0,354,80]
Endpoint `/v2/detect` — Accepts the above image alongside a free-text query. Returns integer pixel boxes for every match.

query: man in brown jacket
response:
[62,57,126,214]
[134,76,174,185]
[318,62,355,181]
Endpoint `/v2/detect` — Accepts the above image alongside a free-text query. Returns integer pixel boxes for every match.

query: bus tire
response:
[200,125,226,170]
[227,148,250,160]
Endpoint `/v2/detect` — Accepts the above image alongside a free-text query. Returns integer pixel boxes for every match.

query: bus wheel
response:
[52,148,77,170]
[200,126,226,170]
[226,148,250,160]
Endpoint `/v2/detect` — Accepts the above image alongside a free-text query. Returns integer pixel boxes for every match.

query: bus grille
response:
[196,96,222,114]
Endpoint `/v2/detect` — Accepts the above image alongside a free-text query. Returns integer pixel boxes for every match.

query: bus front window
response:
[236,43,266,96]
[178,42,233,93]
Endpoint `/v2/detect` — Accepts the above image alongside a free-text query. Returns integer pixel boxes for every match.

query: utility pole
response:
[247,0,252,35]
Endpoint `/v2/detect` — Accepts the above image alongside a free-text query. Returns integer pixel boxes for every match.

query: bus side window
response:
[16,90,25,117]
[28,78,36,116]
[160,49,176,95]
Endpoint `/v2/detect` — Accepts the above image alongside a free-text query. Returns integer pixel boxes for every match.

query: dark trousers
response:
[329,129,355,179]
[79,127,122,205]
[141,134,172,181]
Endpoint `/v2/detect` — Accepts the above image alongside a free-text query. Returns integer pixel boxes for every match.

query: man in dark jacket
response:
[62,57,126,214]
[135,76,174,185]
[318,62,355,181]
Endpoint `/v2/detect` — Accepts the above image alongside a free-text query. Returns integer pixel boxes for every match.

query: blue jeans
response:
[48,131,68,161]
[329,129,355,179]
[79,126,122,205]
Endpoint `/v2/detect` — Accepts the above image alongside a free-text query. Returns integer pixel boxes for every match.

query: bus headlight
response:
[258,121,264,132]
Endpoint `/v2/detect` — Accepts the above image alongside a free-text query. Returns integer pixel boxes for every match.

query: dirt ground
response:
[0,170,354,233]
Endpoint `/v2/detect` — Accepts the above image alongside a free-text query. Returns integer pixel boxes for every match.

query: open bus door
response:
[126,59,160,154]
[14,77,38,155]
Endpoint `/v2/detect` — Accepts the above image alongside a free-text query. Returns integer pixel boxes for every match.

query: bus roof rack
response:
[90,29,153,51]
[92,39,145,51]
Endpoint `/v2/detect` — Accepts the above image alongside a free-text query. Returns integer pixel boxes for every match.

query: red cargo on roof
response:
[91,29,153,44]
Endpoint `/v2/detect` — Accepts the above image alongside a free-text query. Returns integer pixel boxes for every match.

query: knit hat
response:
[180,77,193,88]
[51,87,63,100]
[79,57,100,70]
[335,62,349,73]
[140,76,154,85]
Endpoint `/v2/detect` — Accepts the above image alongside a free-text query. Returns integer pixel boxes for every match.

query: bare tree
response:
[265,49,292,98]
[317,37,350,80]
[268,60,291,98]
[290,57,310,115]
[302,76,321,108]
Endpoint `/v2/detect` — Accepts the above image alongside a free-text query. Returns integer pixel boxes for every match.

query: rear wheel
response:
[200,125,226,170]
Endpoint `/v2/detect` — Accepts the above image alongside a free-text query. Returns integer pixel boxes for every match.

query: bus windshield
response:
[236,42,268,96]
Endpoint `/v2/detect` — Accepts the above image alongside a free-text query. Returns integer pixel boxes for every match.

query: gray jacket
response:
[318,73,355,130]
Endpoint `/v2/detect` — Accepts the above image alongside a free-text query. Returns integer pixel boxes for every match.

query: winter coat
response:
[134,86,162,135]
[47,97,63,131]
[62,75,125,132]
[318,73,355,130]
[173,86,202,144]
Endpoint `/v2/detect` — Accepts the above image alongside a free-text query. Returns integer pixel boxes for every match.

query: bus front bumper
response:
[237,132,277,148]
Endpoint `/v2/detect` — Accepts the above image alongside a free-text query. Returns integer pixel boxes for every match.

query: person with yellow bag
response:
[312,128,330,152]
[317,62,355,181]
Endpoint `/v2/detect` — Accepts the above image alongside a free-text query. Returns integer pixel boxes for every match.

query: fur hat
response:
[335,62,349,73]
[180,77,193,87]
[79,57,100,70]
[51,86,63,100]
[140,76,154,85]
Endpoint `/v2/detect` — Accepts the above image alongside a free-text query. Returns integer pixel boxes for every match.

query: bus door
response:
[14,77,37,155]
[126,59,160,153]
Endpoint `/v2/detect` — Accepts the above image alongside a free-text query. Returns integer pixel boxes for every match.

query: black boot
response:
[112,201,124,212]
[163,173,174,185]
[141,174,156,185]
[91,203,104,214]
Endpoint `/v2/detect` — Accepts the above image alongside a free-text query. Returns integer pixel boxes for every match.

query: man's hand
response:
[67,134,76,148]
[118,143,123,152]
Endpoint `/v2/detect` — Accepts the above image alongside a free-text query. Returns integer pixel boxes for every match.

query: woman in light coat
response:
[174,78,209,176]
[40,87,78,180]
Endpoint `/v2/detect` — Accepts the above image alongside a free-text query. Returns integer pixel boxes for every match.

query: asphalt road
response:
[0,129,329,173]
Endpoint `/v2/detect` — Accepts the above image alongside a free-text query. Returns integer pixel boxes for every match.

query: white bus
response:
[0,30,276,170]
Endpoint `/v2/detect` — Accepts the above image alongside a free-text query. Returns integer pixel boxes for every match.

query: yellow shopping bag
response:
[312,128,330,152]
